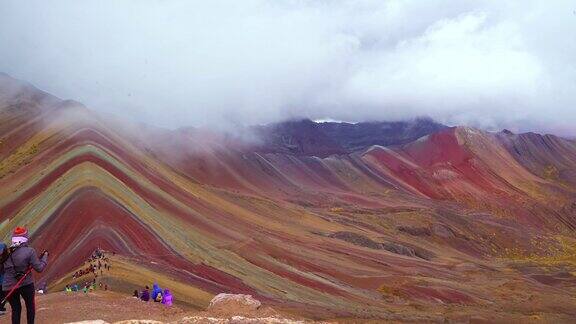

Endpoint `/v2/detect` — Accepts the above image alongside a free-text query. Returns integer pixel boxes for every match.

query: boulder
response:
[115,321,164,324]
[177,316,306,324]
[208,293,262,313]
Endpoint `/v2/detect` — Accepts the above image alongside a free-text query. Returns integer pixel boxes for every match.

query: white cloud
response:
[0,0,574,134]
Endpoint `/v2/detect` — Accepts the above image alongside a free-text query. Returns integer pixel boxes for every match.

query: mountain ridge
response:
[247,117,448,157]
[0,73,575,321]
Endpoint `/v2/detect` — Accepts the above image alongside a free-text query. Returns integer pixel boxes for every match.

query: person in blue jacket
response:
[151,283,163,302]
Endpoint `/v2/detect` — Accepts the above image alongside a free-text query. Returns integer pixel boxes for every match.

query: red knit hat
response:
[12,226,29,240]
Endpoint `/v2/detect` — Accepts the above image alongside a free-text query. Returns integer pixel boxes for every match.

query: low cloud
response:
[0,0,574,135]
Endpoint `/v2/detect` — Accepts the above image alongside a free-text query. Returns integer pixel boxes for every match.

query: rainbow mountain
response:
[1,73,575,321]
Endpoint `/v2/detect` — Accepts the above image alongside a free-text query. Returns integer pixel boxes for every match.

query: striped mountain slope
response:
[0,73,575,321]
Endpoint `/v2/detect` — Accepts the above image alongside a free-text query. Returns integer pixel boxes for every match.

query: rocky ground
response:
[2,291,312,324]
[3,289,574,323]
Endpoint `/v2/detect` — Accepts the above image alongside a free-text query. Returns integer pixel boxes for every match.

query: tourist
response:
[140,286,150,302]
[162,289,173,307]
[1,227,48,324]
[151,283,162,302]
[133,290,139,298]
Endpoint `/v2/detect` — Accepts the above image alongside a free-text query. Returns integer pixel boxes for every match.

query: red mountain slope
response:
[0,73,575,321]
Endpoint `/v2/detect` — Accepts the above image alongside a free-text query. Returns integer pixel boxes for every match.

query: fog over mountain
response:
[0,0,575,135]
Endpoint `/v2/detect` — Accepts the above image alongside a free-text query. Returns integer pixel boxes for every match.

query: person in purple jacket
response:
[140,285,150,302]
[1,227,48,324]
[161,289,173,306]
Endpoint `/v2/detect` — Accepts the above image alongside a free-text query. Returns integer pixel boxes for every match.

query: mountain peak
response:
[249,118,448,157]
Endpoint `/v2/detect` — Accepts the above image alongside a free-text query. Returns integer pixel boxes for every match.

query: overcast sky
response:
[0,0,575,134]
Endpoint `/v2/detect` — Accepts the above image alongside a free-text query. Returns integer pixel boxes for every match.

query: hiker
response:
[104,284,108,291]
[162,289,173,307]
[0,227,48,324]
[140,286,150,302]
[132,290,139,298]
[0,240,6,315]
[72,284,78,292]
[151,283,162,302]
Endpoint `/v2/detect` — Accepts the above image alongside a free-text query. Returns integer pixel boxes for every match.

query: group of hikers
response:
[73,249,111,280]
[67,248,111,294]
[71,261,110,279]
[65,281,108,293]
[134,282,173,306]
[0,227,49,324]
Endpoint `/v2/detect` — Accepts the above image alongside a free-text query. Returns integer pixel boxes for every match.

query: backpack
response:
[7,246,27,280]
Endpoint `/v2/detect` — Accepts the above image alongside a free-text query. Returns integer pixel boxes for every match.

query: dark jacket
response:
[140,289,150,302]
[1,244,48,291]
[0,242,6,284]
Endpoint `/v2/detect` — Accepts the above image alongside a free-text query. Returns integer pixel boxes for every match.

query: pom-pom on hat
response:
[12,226,29,244]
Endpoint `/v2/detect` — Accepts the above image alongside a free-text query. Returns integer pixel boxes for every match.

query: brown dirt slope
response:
[28,291,308,324]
